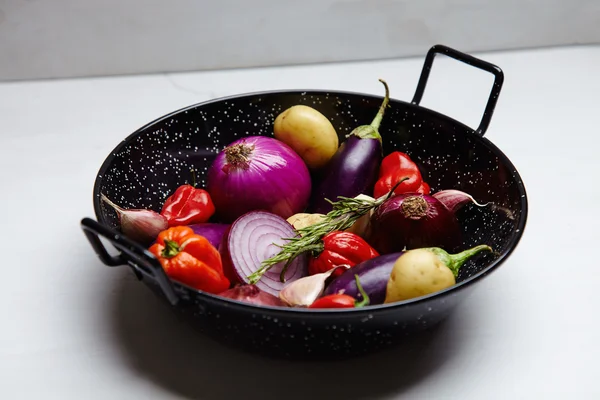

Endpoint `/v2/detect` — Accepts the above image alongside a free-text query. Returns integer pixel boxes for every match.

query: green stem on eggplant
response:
[370,79,390,130]
[354,274,370,308]
[351,79,390,142]
[425,244,493,277]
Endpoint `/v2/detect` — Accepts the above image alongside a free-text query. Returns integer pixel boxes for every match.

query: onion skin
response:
[433,189,489,214]
[207,136,311,223]
[367,193,461,254]
[188,223,230,249]
[218,285,287,307]
[324,252,403,305]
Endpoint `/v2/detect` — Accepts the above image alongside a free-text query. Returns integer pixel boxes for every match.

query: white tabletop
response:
[1,45,598,399]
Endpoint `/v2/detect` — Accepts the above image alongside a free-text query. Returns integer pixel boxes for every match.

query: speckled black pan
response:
[81,45,528,360]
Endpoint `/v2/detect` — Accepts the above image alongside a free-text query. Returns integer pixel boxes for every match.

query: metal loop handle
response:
[411,44,504,136]
[80,217,179,305]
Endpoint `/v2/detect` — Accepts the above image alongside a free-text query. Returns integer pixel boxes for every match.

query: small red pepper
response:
[161,184,215,227]
[308,231,379,278]
[309,275,370,309]
[149,226,230,294]
[373,151,430,198]
[309,294,356,308]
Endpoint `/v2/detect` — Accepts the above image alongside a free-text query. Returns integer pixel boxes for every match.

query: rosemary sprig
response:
[246,179,407,284]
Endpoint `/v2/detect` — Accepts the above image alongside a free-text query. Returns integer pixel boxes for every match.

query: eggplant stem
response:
[354,274,370,308]
[429,244,493,277]
[370,79,390,130]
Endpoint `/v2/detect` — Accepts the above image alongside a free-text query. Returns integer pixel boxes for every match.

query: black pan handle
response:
[411,44,504,136]
[80,217,179,305]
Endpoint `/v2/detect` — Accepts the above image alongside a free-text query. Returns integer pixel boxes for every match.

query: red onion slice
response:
[220,211,308,296]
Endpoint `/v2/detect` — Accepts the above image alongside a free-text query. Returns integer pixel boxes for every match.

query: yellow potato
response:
[384,249,455,303]
[273,105,339,170]
[287,213,326,234]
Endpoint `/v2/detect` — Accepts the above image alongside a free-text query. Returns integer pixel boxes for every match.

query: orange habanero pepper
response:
[149,226,230,294]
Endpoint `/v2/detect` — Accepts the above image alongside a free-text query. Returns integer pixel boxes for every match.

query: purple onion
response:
[367,193,462,254]
[207,136,311,223]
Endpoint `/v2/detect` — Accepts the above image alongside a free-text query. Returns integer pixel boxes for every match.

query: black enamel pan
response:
[81,45,527,360]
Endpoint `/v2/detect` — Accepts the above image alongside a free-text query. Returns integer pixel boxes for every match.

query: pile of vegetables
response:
[102,79,494,309]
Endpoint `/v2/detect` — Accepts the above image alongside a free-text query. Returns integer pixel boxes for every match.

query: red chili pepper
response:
[373,151,430,198]
[309,275,370,309]
[309,294,356,308]
[149,226,230,294]
[308,231,379,278]
[161,184,215,227]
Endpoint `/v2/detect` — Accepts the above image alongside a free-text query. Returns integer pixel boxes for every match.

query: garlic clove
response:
[279,266,344,307]
[101,194,168,244]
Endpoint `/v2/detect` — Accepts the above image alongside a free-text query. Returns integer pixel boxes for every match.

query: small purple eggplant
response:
[323,252,403,305]
[310,79,390,214]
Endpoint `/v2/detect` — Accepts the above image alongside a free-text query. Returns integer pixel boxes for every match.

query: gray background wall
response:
[1,0,599,81]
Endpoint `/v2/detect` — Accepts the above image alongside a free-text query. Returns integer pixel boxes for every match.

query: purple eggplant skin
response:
[310,136,383,213]
[310,79,391,214]
[324,252,403,305]
[188,223,230,249]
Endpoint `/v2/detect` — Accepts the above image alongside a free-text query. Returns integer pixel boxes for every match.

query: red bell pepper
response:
[161,184,215,227]
[373,151,430,198]
[309,275,370,309]
[308,231,379,278]
[149,226,230,294]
